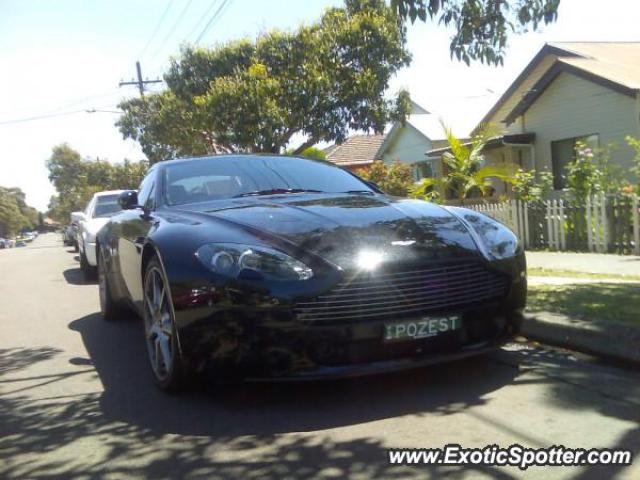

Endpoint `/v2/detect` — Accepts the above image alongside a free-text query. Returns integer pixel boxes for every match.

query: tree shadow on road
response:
[0,314,522,479]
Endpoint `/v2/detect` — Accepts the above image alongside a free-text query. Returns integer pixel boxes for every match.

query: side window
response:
[137,171,156,210]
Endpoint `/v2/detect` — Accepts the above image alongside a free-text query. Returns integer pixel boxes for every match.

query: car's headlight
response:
[446,207,520,259]
[196,243,313,281]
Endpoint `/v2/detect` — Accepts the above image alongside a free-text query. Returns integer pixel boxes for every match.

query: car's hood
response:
[179,194,481,269]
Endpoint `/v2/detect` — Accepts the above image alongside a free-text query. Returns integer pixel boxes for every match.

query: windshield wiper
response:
[235,188,325,198]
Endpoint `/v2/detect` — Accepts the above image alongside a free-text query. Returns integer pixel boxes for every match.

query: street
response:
[1,233,638,479]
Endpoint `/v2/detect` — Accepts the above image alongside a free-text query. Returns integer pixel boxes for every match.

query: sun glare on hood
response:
[356,250,385,271]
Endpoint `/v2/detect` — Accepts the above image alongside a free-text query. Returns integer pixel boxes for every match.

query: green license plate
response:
[383,315,462,342]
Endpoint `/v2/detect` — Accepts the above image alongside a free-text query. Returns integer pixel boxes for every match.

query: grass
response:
[528,267,640,281]
[527,283,640,326]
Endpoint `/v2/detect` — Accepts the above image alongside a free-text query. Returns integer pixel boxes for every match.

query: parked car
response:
[62,225,76,247]
[73,190,125,279]
[0,238,6,249]
[15,240,27,247]
[96,155,526,391]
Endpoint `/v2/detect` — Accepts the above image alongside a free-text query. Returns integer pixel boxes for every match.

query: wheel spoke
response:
[157,335,172,372]
[154,338,163,372]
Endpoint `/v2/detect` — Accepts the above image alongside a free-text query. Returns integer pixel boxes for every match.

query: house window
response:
[415,161,433,180]
[551,134,599,190]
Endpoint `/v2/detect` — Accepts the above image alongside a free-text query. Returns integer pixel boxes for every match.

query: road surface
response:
[1,233,638,479]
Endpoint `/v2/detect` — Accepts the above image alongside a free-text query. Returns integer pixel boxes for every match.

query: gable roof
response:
[324,134,385,167]
[477,42,640,129]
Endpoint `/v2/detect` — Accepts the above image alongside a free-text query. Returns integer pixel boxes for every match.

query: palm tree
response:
[412,122,516,202]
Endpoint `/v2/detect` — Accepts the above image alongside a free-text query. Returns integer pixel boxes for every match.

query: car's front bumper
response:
[167,253,527,380]
[174,301,523,379]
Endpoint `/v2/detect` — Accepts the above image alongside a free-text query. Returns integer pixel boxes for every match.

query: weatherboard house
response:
[426,42,640,195]
[324,101,469,180]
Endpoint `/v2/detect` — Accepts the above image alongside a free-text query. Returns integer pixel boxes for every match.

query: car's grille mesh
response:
[295,261,509,323]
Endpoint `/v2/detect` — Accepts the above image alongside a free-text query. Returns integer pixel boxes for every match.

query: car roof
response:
[93,190,126,197]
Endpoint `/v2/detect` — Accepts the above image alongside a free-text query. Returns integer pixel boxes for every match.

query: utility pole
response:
[119,61,162,97]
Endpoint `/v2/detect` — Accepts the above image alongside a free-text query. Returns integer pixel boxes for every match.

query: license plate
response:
[383,315,462,342]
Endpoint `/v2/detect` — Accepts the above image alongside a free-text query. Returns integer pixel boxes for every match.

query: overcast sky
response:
[1,0,639,211]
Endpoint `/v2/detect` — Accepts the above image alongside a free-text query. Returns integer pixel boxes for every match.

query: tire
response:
[143,256,186,392]
[98,250,122,322]
[80,250,97,281]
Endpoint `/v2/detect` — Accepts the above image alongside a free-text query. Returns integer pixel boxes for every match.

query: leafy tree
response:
[511,168,553,202]
[285,146,327,160]
[0,187,38,237]
[392,0,560,65]
[413,123,515,201]
[356,160,414,196]
[118,0,411,163]
[45,144,148,223]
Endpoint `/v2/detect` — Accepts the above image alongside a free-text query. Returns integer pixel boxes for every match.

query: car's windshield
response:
[163,156,373,206]
[93,194,122,218]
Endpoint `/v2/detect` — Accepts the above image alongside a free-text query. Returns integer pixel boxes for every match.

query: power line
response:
[195,0,232,44]
[185,0,222,43]
[149,0,196,62]
[137,0,176,61]
[0,110,88,126]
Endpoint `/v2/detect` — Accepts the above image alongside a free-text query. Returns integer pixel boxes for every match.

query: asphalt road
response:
[1,233,639,480]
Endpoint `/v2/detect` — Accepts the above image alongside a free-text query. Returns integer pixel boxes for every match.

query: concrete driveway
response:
[1,234,639,479]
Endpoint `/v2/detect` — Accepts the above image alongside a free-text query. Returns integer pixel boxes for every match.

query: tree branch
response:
[292,137,318,155]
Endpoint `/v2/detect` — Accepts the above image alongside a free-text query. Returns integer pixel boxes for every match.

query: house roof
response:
[323,134,385,167]
[476,42,640,130]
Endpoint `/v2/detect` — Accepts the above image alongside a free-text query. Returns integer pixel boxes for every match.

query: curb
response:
[522,312,640,365]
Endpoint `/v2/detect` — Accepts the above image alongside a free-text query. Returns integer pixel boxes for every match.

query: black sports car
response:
[96,154,526,390]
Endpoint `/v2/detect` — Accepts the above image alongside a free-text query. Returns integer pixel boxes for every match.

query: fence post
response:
[558,199,566,250]
[586,195,593,252]
[600,192,608,253]
[524,202,530,249]
[633,194,640,256]
[509,200,518,239]
[546,200,553,250]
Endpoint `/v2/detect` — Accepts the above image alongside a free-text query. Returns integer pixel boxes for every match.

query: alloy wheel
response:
[143,266,174,381]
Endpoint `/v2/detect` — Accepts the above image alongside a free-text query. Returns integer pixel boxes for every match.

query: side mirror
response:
[118,190,140,210]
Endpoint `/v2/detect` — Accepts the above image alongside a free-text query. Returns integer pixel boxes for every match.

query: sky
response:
[1,0,639,212]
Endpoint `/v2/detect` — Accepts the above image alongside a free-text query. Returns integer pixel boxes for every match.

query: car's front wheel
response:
[143,256,186,391]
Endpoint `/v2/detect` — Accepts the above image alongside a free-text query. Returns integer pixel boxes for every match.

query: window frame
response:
[550,133,600,190]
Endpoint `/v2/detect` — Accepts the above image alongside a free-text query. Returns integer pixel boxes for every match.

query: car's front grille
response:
[295,261,510,323]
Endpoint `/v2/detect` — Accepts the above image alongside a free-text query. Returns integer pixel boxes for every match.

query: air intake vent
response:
[295,261,509,323]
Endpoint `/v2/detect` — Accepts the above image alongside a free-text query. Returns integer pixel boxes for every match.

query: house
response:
[430,42,640,195]
[325,101,470,179]
[323,134,385,172]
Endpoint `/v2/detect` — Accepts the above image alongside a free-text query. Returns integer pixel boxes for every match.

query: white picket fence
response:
[458,194,640,255]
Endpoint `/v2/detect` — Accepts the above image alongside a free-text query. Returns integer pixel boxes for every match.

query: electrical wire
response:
[195,0,232,44]
[185,0,222,43]
[137,0,176,61]
[0,110,88,126]
[149,0,196,62]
